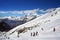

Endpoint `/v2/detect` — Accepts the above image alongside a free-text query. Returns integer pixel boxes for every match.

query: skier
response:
[17,32,19,37]
[36,31,38,36]
[53,27,56,32]
[31,32,32,36]
[41,28,44,31]
[33,32,35,36]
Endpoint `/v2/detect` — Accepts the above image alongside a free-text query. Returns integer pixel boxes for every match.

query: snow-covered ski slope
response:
[6,7,60,35]
[1,7,60,40]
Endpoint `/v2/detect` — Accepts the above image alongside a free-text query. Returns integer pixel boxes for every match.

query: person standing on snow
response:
[53,27,56,32]
[36,31,38,36]
[41,28,44,31]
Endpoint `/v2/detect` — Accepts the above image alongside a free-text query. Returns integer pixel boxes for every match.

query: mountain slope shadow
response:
[0,22,11,32]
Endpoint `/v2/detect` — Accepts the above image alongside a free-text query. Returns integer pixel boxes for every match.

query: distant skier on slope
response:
[31,32,32,36]
[41,28,44,31]
[36,31,38,36]
[53,27,56,32]
[17,32,19,37]
[33,32,35,36]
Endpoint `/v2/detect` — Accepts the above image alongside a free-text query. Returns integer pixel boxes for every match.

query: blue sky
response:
[0,0,60,16]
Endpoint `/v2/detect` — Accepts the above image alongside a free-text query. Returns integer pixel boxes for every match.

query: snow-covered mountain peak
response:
[44,7,60,14]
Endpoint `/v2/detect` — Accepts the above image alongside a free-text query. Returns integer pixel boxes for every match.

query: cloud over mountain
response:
[0,8,46,17]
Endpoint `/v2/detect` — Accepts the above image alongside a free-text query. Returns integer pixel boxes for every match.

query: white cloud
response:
[0,9,39,15]
[0,11,23,14]
[8,11,24,14]
[0,11,8,14]
[0,8,46,16]
[39,9,47,13]
[23,9,39,15]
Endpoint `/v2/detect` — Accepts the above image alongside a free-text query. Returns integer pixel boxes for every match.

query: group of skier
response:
[17,27,56,37]
[31,31,38,36]
[30,27,56,36]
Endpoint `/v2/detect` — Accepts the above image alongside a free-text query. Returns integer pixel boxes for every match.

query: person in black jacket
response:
[53,27,56,32]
